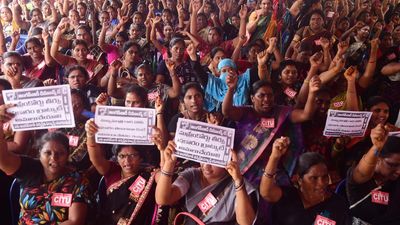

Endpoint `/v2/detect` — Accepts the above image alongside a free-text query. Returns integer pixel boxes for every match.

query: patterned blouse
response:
[14,157,91,225]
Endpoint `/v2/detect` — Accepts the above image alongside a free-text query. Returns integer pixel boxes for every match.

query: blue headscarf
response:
[204,58,251,111]
[217,58,237,72]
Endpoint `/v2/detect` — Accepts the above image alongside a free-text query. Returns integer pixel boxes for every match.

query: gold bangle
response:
[263,171,276,179]
[332,144,344,153]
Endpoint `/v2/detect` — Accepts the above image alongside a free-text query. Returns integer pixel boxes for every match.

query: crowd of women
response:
[0,0,400,224]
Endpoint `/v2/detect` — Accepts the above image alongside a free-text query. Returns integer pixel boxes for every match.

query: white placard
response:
[174,118,235,168]
[389,131,400,137]
[95,105,156,145]
[2,85,75,131]
[323,109,372,137]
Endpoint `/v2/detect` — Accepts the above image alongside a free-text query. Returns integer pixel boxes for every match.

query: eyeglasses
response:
[117,153,140,160]
[383,159,400,170]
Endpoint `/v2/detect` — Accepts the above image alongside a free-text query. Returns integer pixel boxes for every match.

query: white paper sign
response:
[95,105,155,145]
[2,85,75,131]
[174,118,235,167]
[323,110,372,137]
[389,131,400,137]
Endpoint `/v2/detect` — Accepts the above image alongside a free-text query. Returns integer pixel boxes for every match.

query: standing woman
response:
[260,138,351,225]
[0,127,90,224]
[346,125,400,224]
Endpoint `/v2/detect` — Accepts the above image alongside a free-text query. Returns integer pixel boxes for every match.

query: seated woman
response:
[167,82,232,138]
[260,138,351,225]
[288,9,331,56]
[51,18,106,86]
[1,54,44,156]
[222,76,320,184]
[0,127,90,224]
[156,37,196,86]
[99,41,142,90]
[59,89,92,171]
[333,96,400,177]
[156,141,257,225]
[187,42,269,112]
[22,36,58,81]
[107,61,180,109]
[85,119,162,225]
[97,84,167,167]
[346,125,400,224]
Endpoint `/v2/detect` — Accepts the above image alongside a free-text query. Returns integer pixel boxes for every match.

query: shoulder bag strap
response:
[174,212,206,225]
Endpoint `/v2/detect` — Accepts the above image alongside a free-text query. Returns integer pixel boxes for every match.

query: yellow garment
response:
[330,92,363,110]
[1,19,19,37]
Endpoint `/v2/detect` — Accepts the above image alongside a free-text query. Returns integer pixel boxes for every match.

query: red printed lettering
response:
[261,118,275,128]
[284,87,297,99]
[333,101,344,108]
[3,122,10,131]
[51,193,72,207]
[314,215,336,225]
[371,191,389,205]
[67,135,79,147]
[197,193,218,214]
[129,176,147,198]
[387,53,396,60]
[147,92,159,102]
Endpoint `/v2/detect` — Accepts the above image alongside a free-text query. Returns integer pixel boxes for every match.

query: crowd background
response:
[0,0,400,224]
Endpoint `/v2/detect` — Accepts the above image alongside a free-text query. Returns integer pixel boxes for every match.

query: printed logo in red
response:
[371,190,389,205]
[261,118,275,129]
[197,192,218,214]
[314,215,336,225]
[284,87,297,99]
[67,135,79,147]
[147,91,159,102]
[333,101,344,108]
[3,122,10,131]
[51,193,72,207]
[387,53,396,60]
[129,176,147,198]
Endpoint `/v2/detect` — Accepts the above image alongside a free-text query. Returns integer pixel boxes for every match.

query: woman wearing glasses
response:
[85,117,165,225]
[347,125,400,225]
